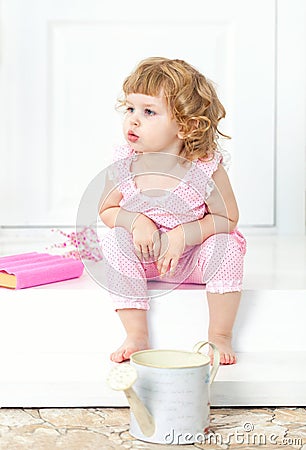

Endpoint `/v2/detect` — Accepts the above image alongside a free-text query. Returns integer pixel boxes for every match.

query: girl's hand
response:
[156,226,185,277]
[132,214,161,262]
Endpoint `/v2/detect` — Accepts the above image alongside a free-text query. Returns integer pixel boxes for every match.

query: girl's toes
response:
[110,350,124,363]
[219,352,226,364]
[225,353,231,364]
[123,348,134,360]
[230,354,237,364]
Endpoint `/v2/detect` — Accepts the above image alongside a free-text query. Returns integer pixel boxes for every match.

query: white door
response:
[0,0,276,227]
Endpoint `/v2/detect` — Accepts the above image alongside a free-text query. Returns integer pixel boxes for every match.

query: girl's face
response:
[123,93,183,155]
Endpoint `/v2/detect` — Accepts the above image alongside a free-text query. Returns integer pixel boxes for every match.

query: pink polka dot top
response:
[108,144,225,232]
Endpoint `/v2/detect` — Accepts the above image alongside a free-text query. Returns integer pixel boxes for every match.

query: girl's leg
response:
[102,227,150,310]
[207,291,241,364]
[102,227,152,362]
[196,232,246,365]
[110,309,150,363]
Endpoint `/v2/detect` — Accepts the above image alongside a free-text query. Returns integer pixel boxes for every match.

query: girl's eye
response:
[126,106,134,113]
[144,108,156,116]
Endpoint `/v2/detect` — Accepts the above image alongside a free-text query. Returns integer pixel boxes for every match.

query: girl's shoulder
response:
[192,149,231,200]
[196,148,231,176]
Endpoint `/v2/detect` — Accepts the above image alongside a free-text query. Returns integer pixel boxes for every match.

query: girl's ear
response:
[177,128,185,140]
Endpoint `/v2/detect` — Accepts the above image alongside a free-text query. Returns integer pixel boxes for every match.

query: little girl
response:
[99,57,246,365]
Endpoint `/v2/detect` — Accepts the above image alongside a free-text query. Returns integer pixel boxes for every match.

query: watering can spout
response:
[107,364,155,437]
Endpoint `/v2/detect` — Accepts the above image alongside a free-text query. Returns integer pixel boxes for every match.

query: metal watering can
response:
[107,341,220,445]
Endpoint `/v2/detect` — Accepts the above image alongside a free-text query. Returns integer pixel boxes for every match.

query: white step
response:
[1,272,305,353]
[0,272,305,407]
[0,351,305,408]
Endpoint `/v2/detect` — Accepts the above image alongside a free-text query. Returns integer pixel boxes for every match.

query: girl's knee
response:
[103,226,131,243]
[102,227,133,256]
[196,233,245,282]
[200,233,245,260]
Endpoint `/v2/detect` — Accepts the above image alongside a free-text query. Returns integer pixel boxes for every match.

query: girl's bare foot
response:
[110,334,150,363]
[207,292,241,365]
[208,333,237,365]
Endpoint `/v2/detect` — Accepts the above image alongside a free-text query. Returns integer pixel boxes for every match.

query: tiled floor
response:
[0,407,305,449]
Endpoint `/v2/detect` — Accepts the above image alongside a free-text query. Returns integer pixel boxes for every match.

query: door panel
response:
[0,0,275,226]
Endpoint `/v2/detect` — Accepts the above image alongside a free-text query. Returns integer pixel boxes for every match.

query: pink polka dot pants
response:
[101,227,246,311]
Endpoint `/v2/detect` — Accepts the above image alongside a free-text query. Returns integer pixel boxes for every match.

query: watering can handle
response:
[192,341,220,384]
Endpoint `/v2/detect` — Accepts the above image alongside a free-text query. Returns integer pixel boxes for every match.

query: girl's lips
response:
[128,131,139,143]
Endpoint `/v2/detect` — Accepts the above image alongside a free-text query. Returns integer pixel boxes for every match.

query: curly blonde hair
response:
[119,57,230,161]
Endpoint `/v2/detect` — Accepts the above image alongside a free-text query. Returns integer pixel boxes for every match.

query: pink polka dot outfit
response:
[102,144,247,310]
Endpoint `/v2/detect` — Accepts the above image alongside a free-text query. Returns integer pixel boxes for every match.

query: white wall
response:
[276,0,306,234]
[0,0,305,234]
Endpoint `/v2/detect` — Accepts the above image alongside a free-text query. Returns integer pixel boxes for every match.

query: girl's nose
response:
[130,114,140,126]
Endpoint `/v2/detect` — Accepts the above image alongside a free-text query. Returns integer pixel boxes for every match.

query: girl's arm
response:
[99,175,161,261]
[157,164,239,275]
[182,164,239,246]
[99,176,139,231]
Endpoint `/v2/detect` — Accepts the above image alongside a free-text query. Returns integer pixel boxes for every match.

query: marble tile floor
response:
[0,407,305,450]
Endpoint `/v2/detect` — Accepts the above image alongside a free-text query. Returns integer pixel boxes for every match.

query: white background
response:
[0,0,305,233]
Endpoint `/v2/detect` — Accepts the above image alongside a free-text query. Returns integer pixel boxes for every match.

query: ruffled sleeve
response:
[196,150,230,200]
[112,144,134,162]
[218,146,231,172]
[107,144,133,182]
